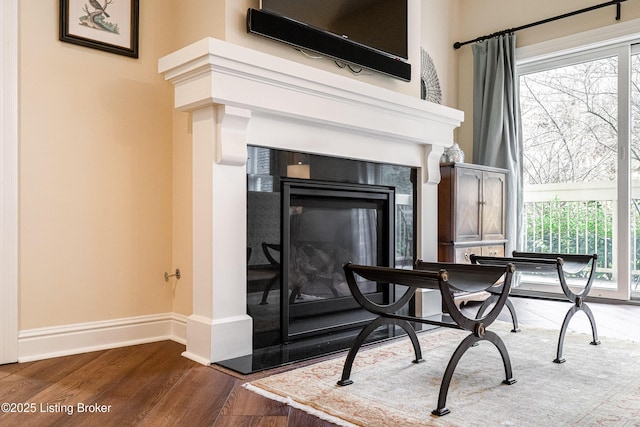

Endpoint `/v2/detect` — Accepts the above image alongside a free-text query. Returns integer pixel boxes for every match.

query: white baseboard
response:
[17,313,188,363]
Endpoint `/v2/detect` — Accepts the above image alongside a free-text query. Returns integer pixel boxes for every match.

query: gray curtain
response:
[472,34,523,254]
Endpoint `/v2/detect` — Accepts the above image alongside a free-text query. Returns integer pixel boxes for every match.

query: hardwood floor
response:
[1,297,638,426]
[0,340,340,426]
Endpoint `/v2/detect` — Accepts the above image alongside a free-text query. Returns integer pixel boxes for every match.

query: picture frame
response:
[59,0,139,58]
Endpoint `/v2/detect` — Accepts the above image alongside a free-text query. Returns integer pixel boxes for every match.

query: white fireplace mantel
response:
[159,37,464,365]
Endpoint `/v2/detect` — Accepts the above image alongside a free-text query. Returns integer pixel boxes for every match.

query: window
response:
[629,45,640,295]
[518,44,636,300]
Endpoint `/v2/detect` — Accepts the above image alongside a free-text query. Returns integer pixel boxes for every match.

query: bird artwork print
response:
[89,0,110,17]
[79,0,119,34]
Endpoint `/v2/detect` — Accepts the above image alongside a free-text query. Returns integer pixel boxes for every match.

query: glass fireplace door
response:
[281,179,395,341]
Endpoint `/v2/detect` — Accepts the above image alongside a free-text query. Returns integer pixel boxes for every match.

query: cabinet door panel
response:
[454,169,482,241]
[482,171,506,241]
[481,245,505,257]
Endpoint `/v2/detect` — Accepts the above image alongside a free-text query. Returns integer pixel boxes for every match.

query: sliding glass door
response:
[630,45,640,298]
[518,45,632,300]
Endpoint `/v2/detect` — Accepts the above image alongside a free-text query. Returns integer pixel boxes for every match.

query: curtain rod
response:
[453,0,627,49]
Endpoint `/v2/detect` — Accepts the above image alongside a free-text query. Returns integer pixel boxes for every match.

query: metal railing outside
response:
[522,181,640,292]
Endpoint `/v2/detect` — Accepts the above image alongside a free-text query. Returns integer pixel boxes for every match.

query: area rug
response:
[244,321,640,426]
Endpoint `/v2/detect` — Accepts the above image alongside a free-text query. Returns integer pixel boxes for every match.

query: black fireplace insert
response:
[281,179,395,341]
[246,146,416,353]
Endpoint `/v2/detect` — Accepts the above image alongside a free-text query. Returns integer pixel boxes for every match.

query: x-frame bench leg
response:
[432,330,516,416]
[337,316,424,387]
[554,300,601,363]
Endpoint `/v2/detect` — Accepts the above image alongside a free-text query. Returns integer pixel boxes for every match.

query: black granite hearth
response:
[215,320,440,375]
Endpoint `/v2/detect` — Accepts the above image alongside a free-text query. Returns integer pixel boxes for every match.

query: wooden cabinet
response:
[438,163,507,247]
[438,163,509,308]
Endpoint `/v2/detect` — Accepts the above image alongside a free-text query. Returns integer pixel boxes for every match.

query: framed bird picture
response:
[59,0,139,58]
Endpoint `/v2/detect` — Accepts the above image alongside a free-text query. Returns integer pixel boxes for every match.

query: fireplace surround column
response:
[181,104,253,364]
[159,38,464,364]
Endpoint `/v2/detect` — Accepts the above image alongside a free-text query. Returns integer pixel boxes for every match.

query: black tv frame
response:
[247,8,411,82]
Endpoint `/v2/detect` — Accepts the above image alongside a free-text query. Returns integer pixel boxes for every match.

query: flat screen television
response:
[247,0,411,81]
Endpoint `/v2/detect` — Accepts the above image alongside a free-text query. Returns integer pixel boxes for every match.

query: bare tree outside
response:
[632,54,640,181]
[518,53,640,288]
[520,56,619,185]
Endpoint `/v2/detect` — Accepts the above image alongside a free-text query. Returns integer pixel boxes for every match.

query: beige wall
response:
[19,0,177,328]
[420,0,460,108]
[169,109,193,316]
[456,0,640,161]
[171,0,226,47]
[18,0,461,331]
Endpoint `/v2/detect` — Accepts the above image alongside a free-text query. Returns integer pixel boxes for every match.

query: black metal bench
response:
[337,261,517,416]
[470,251,600,363]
